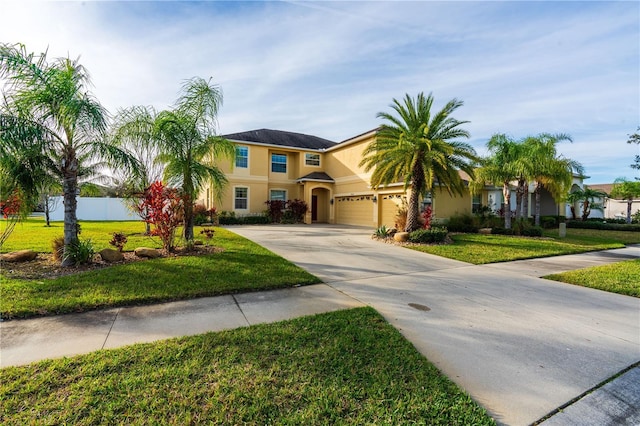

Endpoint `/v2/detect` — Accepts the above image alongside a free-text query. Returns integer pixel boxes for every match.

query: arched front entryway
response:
[311,187,331,223]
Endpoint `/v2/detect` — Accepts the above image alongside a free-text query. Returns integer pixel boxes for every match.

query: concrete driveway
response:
[230,224,640,426]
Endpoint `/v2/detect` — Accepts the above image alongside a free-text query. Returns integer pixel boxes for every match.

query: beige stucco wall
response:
[432,187,472,219]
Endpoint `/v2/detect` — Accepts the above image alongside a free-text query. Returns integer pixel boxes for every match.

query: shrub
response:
[491,227,514,235]
[374,225,391,238]
[200,227,215,241]
[64,238,95,265]
[421,206,433,229]
[138,181,183,251]
[446,213,478,233]
[52,236,65,261]
[566,220,640,232]
[520,226,543,237]
[109,232,128,252]
[242,214,270,225]
[395,200,408,231]
[193,203,209,225]
[265,200,286,223]
[286,199,308,223]
[408,227,448,244]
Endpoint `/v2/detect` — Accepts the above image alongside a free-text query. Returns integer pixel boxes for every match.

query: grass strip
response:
[0,307,495,425]
[544,259,640,297]
[1,227,319,319]
[406,229,639,265]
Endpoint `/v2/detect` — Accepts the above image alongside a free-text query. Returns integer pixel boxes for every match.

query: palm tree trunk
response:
[523,184,529,220]
[406,165,425,232]
[503,182,511,229]
[44,196,51,227]
[515,179,524,220]
[581,200,590,221]
[61,155,79,267]
[183,196,194,241]
[534,183,542,227]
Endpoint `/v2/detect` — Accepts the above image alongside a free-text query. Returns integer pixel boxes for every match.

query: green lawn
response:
[1,218,163,253]
[0,307,494,425]
[1,219,319,319]
[544,259,640,297]
[407,229,640,265]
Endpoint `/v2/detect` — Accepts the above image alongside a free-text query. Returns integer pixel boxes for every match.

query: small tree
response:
[138,181,183,251]
[566,187,606,221]
[286,199,308,223]
[265,200,286,223]
[0,188,23,248]
[610,178,640,224]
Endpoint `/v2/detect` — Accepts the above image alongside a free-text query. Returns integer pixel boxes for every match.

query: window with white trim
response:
[271,153,287,173]
[235,146,248,168]
[234,187,248,210]
[270,190,286,201]
[305,153,320,167]
[472,194,482,213]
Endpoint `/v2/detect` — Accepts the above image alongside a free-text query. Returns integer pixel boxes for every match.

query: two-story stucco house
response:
[198,128,479,228]
[198,128,575,228]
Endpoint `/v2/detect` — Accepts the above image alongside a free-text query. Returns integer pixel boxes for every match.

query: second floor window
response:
[235,146,248,168]
[305,153,320,166]
[271,153,287,173]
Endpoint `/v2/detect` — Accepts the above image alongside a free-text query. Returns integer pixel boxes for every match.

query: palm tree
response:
[360,92,477,232]
[470,134,521,229]
[566,187,606,221]
[112,78,234,241]
[610,178,640,223]
[524,134,583,226]
[110,105,165,234]
[0,43,140,265]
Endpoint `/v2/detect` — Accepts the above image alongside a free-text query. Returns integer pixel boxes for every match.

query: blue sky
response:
[1,1,638,183]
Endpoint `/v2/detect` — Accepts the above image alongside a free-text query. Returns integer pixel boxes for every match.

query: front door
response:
[311,195,318,221]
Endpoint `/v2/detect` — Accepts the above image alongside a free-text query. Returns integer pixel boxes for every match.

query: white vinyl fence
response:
[49,197,139,221]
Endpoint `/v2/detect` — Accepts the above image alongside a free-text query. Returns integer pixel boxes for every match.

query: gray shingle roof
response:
[296,172,335,183]
[223,129,336,150]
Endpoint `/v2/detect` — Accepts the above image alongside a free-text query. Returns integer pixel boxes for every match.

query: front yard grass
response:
[407,229,640,264]
[544,259,640,297]
[0,307,494,425]
[1,223,319,319]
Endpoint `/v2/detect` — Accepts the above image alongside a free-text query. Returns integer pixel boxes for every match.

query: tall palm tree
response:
[360,92,477,232]
[112,78,234,241]
[524,133,583,226]
[470,134,521,229]
[0,43,140,265]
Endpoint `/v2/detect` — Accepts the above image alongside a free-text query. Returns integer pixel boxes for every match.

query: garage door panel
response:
[335,196,373,226]
[379,193,405,229]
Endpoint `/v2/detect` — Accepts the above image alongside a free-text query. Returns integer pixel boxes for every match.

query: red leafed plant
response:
[137,181,183,251]
[0,189,24,249]
[421,205,433,230]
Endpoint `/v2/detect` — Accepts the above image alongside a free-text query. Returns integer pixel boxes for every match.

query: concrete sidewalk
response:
[2,225,639,425]
[0,284,363,367]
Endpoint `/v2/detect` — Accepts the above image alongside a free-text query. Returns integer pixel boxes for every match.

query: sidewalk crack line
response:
[102,308,121,350]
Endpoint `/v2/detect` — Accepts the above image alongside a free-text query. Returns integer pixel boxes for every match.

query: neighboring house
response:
[198,128,577,228]
[586,184,640,220]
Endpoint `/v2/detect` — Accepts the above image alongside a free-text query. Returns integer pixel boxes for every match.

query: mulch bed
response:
[0,245,222,280]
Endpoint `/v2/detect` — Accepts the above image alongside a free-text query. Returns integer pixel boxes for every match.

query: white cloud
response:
[0,0,637,183]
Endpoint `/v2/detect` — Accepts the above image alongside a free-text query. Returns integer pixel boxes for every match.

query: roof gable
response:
[224,129,336,150]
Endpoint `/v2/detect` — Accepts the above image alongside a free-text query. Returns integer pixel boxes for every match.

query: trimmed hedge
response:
[445,214,479,233]
[219,215,270,225]
[409,227,449,244]
[566,221,640,232]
